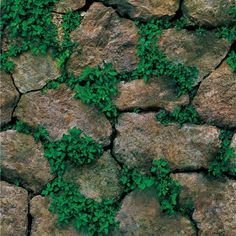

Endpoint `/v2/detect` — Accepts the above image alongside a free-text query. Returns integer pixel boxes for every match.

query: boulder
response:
[14,84,112,146]
[54,0,85,13]
[114,113,220,172]
[67,2,139,77]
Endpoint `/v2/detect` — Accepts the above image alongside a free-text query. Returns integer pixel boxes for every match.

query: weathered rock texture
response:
[54,0,85,13]
[0,130,52,192]
[30,196,85,236]
[158,28,231,84]
[101,0,180,20]
[0,181,28,236]
[173,173,236,235]
[67,2,139,76]
[11,52,60,93]
[113,187,195,235]
[0,71,19,125]
[64,152,122,202]
[193,62,236,128]
[114,77,189,111]
[182,0,236,27]
[14,84,112,146]
[114,113,220,172]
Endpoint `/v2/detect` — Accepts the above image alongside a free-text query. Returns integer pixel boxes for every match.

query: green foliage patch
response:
[226,50,236,72]
[209,130,236,176]
[156,105,202,127]
[42,178,120,236]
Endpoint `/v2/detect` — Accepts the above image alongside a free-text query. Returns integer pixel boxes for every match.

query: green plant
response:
[42,178,120,236]
[156,105,202,127]
[174,17,188,31]
[0,0,59,71]
[44,128,103,175]
[151,159,181,214]
[209,130,236,176]
[226,51,236,72]
[67,64,119,117]
[217,24,236,42]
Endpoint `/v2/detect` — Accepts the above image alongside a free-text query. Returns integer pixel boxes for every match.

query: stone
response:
[0,71,19,125]
[101,0,179,20]
[11,52,60,93]
[114,113,220,172]
[113,187,195,235]
[52,13,64,43]
[230,134,236,175]
[54,0,85,13]
[30,196,85,236]
[193,62,236,128]
[14,84,112,146]
[0,181,28,236]
[63,151,122,202]
[113,77,189,111]
[158,28,231,84]
[182,0,236,27]
[172,173,236,235]
[0,130,52,192]
[67,2,139,77]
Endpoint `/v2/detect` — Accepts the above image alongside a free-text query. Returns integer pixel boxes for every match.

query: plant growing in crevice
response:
[156,105,202,127]
[42,178,120,236]
[226,50,236,72]
[209,129,236,176]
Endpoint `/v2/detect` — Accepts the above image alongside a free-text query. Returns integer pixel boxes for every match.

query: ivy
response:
[226,50,236,72]
[209,130,236,176]
[156,105,202,127]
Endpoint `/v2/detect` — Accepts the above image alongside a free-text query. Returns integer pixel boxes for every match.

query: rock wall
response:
[1,0,236,236]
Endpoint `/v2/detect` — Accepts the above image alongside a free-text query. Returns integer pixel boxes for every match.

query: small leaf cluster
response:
[151,159,181,214]
[0,0,59,72]
[209,129,236,176]
[66,64,119,117]
[156,105,202,127]
[128,19,198,95]
[217,24,236,42]
[226,51,236,72]
[42,178,120,236]
[43,128,103,175]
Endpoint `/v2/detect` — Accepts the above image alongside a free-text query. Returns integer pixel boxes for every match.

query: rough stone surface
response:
[0,130,52,192]
[52,13,64,43]
[14,84,112,146]
[193,62,236,128]
[114,113,220,172]
[64,151,122,202]
[0,71,19,125]
[182,0,236,27]
[67,2,139,77]
[101,0,179,20]
[173,173,236,235]
[11,52,60,93]
[0,181,28,236]
[230,134,236,174]
[54,0,85,13]
[114,77,189,111]
[158,28,231,84]
[113,187,195,235]
[30,196,85,236]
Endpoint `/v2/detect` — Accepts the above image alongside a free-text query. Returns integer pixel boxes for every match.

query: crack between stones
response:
[26,195,33,236]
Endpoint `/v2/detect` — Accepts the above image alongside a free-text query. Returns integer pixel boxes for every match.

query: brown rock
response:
[113,187,195,235]
[11,52,60,93]
[64,152,122,202]
[0,71,19,125]
[52,13,64,43]
[114,77,189,111]
[54,0,85,13]
[193,62,236,128]
[158,28,231,84]
[14,84,112,146]
[67,2,139,77]
[0,130,52,192]
[0,181,28,236]
[101,0,179,20]
[172,173,236,235]
[182,0,236,27]
[30,196,85,236]
[114,113,220,172]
